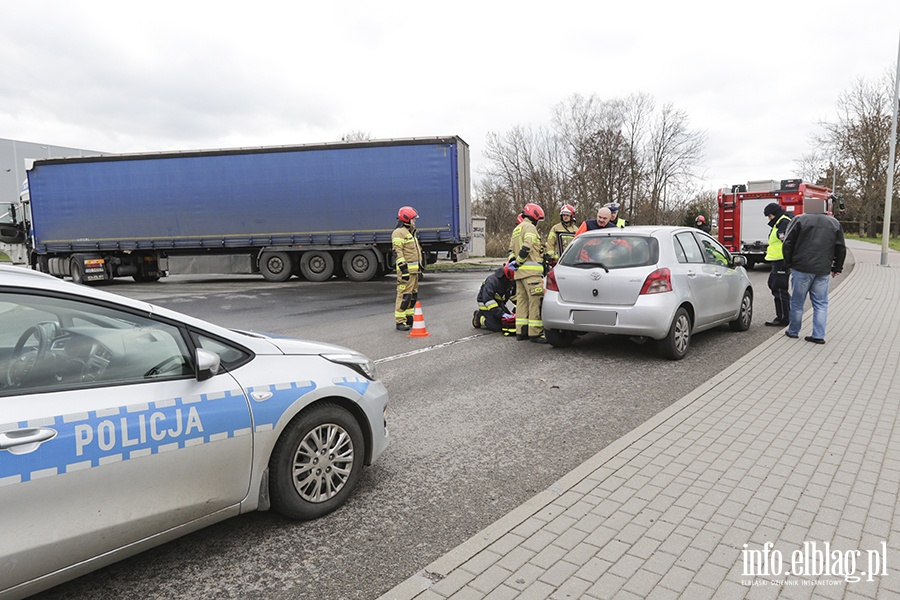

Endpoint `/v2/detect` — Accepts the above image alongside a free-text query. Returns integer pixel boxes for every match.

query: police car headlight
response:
[321,353,377,381]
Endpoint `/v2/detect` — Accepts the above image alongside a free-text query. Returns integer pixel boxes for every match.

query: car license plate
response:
[573,310,617,326]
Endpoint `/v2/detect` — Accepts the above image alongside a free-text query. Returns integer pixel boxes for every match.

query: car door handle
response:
[0,427,58,455]
[687,271,697,278]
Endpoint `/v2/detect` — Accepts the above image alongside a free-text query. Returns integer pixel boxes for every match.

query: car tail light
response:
[545,268,559,291]
[640,268,672,294]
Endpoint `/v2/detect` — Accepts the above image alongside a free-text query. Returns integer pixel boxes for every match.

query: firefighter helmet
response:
[696,215,706,224]
[503,263,516,280]
[560,204,575,217]
[398,206,418,223]
[522,203,545,222]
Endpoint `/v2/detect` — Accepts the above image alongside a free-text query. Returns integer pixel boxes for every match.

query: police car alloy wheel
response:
[268,402,365,520]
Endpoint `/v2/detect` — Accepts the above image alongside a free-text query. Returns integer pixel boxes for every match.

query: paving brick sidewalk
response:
[381,242,900,600]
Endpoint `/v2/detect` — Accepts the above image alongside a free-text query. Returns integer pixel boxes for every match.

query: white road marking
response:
[374,332,492,364]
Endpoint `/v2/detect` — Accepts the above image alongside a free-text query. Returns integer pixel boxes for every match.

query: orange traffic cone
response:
[408,301,430,337]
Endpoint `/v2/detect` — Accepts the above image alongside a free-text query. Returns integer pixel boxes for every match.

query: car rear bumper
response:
[542,291,679,340]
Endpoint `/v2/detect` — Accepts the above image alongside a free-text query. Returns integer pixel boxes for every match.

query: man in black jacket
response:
[782,201,846,344]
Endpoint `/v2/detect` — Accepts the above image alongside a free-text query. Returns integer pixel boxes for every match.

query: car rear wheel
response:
[729,288,753,331]
[545,328,576,348]
[658,307,691,360]
[269,403,364,521]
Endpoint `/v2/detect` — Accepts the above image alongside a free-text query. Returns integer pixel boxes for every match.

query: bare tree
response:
[643,103,706,224]
[816,73,900,236]
[340,130,372,142]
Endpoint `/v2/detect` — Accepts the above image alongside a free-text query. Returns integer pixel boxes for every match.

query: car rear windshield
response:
[560,235,658,269]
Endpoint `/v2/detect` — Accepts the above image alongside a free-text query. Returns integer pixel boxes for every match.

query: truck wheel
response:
[70,259,84,284]
[300,251,335,282]
[133,274,161,283]
[268,403,364,521]
[342,250,378,282]
[260,252,293,282]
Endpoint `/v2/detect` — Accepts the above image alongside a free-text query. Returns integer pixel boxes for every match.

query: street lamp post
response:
[881,30,900,265]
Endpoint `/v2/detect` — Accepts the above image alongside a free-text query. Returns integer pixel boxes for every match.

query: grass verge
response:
[844,233,900,252]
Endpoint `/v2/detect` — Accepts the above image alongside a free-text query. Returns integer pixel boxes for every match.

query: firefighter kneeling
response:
[472,264,517,335]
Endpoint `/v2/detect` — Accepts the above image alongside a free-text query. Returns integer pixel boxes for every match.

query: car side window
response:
[193,333,251,370]
[698,237,729,267]
[675,232,704,264]
[0,292,194,397]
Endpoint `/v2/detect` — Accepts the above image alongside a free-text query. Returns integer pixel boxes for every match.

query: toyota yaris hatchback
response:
[0,265,389,599]
[542,226,753,359]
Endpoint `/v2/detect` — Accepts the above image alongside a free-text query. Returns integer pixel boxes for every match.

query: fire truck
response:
[717,179,842,269]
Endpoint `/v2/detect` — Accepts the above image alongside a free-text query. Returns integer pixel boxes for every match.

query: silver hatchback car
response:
[542,226,753,359]
[0,265,389,599]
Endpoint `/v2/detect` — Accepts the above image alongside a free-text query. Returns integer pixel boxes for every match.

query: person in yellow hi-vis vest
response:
[507,203,547,343]
[392,206,423,331]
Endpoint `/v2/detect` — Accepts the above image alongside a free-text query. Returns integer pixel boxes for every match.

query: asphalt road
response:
[33,261,851,600]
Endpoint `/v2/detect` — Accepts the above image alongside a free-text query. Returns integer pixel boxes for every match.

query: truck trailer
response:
[2,136,471,283]
[717,179,841,269]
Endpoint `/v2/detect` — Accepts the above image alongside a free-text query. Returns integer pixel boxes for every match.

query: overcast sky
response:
[1,1,898,194]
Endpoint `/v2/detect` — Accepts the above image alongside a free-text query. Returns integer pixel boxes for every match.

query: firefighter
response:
[508,203,547,343]
[472,263,517,335]
[763,202,792,327]
[546,204,577,264]
[606,203,626,227]
[695,215,711,234]
[392,206,423,331]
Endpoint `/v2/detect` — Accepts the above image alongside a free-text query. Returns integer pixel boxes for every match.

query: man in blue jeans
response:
[781,200,846,344]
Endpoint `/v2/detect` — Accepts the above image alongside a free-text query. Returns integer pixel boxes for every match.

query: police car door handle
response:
[687,270,697,278]
[0,427,58,455]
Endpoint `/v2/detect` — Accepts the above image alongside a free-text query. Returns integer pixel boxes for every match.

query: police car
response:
[0,265,389,599]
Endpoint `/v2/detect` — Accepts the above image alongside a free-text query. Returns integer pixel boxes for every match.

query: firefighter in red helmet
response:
[507,203,547,343]
[392,206,423,330]
[472,263,517,335]
[695,215,711,234]
[546,203,577,264]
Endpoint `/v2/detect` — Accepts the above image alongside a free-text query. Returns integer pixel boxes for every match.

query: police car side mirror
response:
[731,255,747,268]
[196,348,221,381]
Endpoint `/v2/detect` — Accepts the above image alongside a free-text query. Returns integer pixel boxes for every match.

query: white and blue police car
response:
[0,264,389,599]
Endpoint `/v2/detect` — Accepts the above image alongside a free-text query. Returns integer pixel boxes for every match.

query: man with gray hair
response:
[782,200,846,344]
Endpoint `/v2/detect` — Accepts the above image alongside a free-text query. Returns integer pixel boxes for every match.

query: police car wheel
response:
[269,403,365,521]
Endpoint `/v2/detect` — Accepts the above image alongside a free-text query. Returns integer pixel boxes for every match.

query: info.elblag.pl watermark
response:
[741,541,888,586]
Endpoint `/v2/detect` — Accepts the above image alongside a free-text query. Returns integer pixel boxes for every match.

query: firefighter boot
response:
[472,310,481,329]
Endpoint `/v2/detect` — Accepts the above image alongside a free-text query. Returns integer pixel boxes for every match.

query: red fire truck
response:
[717,179,842,269]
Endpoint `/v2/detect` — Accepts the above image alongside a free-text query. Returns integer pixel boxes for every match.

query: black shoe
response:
[516,334,530,341]
[472,310,481,329]
[396,322,411,331]
[530,336,548,344]
[804,336,825,344]
[765,320,788,327]
[785,331,798,339]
